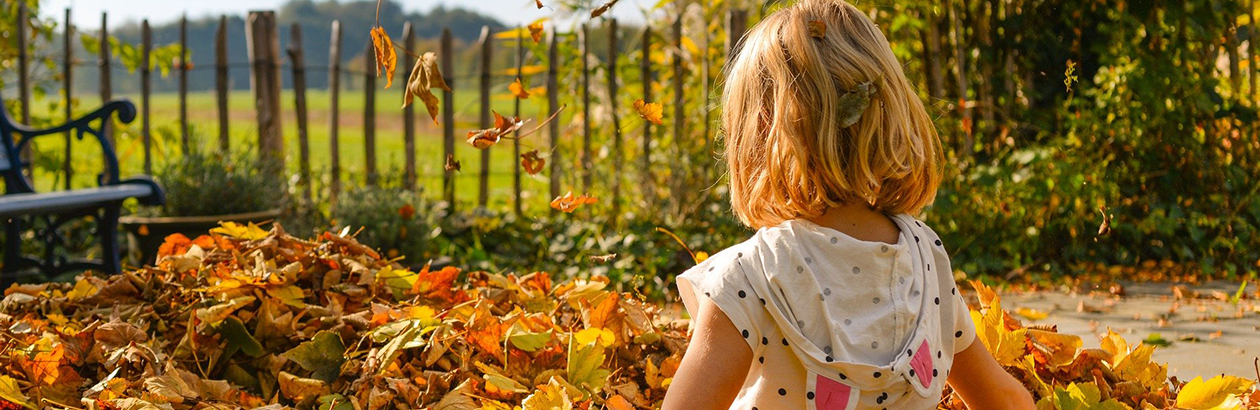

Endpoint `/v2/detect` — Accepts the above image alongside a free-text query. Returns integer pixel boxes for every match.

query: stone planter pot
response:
[119,209,282,266]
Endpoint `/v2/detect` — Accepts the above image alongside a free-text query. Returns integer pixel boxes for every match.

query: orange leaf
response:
[528,22,545,43]
[398,204,416,220]
[550,191,597,213]
[510,77,531,99]
[29,344,64,385]
[521,150,545,175]
[370,26,397,88]
[535,0,544,8]
[807,20,827,38]
[634,99,664,125]
[157,233,193,258]
[408,264,467,305]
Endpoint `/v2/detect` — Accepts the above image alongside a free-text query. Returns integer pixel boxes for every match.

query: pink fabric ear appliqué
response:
[910,340,933,388]
[814,375,852,410]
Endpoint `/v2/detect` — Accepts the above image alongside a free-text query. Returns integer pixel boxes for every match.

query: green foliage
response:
[145,148,287,217]
[79,33,184,77]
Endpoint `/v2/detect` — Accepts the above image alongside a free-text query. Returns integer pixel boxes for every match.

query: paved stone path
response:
[999,280,1259,380]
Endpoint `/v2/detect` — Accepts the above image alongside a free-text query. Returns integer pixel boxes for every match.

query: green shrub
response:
[143,149,287,217]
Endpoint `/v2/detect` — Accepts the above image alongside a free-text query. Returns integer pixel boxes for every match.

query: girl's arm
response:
[662,297,753,410]
[947,339,1036,410]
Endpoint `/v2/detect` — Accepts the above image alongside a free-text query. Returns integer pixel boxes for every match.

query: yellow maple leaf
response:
[1175,376,1254,410]
[210,221,269,240]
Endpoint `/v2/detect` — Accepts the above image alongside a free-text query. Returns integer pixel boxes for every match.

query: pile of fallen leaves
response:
[0,223,1256,410]
[945,281,1260,410]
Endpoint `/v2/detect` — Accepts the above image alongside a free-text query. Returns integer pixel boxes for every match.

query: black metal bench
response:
[0,99,164,283]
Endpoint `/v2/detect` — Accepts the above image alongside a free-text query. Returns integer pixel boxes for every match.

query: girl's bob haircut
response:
[721,0,942,229]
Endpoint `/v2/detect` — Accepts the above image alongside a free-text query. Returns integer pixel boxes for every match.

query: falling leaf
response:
[590,0,621,18]
[467,112,526,149]
[807,20,827,38]
[521,150,545,175]
[528,21,545,43]
[1014,307,1049,321]
[535,0,544,8]
[404,52,452,123]
[550,192,597,213]
[633,99,664,125]
[370,26,397,88]
[1097,206,1112,236]
[445,154,461,172]
[510,78,531,99]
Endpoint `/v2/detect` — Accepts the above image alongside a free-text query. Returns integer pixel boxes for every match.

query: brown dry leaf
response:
[404,52,452,124]
[590,0,621,18]
[445,154,461,172]
[807,20,827,38]
[521,150,545,175]
[535,0,544,9]
[370,26,397,88]
[467,112,526,149]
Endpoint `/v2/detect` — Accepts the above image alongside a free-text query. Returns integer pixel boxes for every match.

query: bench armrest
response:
[10,99,135,188]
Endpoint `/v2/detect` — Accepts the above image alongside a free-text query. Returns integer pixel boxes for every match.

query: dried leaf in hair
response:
[404,52,452,124]
[837,81,877,128]
[807,20,826,39]
[370,26,397,88]
[590,0,620,18]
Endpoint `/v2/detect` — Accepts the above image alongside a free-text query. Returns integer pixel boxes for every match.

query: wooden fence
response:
[6,3,1259,218]
[5,5,759,218]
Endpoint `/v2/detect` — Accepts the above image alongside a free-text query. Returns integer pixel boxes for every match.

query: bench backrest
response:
[0,103,30,193]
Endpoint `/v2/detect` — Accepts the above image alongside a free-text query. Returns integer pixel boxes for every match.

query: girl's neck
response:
[805,202,901,245]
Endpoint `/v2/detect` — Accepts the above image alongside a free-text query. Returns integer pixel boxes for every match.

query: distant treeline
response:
[67,0,505,94]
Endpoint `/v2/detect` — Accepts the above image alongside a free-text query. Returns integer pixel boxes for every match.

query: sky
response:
[43,0,654,29]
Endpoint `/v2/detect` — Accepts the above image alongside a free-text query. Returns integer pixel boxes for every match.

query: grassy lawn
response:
[24,87,605,212]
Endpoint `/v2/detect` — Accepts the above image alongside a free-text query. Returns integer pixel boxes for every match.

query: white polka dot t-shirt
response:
[677,214,976,410]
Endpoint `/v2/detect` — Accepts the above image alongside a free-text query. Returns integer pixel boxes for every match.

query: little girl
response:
[662,1,1036,409]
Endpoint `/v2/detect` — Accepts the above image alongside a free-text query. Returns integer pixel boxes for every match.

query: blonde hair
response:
[721,0,942,229]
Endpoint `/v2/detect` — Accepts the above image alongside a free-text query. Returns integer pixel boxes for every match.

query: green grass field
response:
[24,87,607,212]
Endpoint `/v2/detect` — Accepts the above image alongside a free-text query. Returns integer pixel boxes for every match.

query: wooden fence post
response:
[16,3,29,125]
[726,9,747,63]
[246,11,284,168]
[364,40,377,186]
[608,19,622,222]
[700,9,712,162]
[402,23,417,190]
[640,27,653,197]
[946,0,972,155]
[546,28,561,212]
[441,28,456,209]
[288,24,312,203]
[63,8,74,188]
[672,15,686,207]
[99,12,113,147]
[328,20,343,202]
[179,15,189,153]
[16,3,30,182]
[512,26,524,216]
[580,23,592,194]
[478,26,493,207]
[142,20,152,174]
[216,15,230,152]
